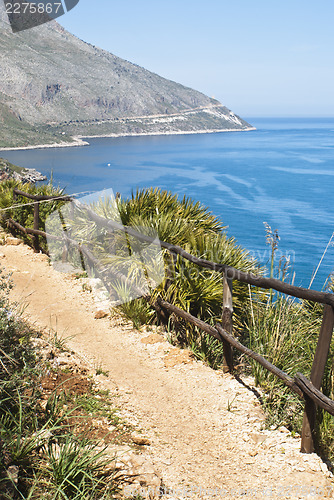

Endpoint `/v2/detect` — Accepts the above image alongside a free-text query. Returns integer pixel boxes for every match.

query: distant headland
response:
[0,3,254,149]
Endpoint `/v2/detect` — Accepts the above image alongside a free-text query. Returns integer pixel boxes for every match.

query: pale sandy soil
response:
[1,241,333,500]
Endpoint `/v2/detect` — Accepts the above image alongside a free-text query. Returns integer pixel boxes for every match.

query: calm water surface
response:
[3,117,334,289]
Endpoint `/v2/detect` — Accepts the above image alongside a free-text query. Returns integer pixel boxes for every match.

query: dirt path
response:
[1,242,333,499]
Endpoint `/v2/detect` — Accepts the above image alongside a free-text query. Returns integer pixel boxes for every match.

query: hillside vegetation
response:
[1,181,334,465]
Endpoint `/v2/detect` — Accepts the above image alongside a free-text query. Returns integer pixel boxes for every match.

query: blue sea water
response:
[3,117,334,290]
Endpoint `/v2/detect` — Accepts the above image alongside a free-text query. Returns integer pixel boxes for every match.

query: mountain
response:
[0,4,254,148]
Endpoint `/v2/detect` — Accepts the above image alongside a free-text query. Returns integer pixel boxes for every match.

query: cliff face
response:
[0,4,253,147]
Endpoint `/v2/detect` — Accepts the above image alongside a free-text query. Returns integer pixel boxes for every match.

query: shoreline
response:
[0,127,256,152]
[78,126,256,140]
[0,137,89,152]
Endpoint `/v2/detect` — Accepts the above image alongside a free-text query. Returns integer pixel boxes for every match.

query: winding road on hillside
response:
[2,241,333,499]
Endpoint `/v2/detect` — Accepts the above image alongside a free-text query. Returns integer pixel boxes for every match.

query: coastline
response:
[0,136,89,152]
[78,126,256,140]
[0,127,256,152]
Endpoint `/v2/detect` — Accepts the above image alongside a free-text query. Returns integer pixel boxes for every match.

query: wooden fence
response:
[7,188,334,455]
[9,188,72,252]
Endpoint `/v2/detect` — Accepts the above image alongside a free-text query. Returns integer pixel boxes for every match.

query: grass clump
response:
[46,436,115,500]
[186,327,226,370]
[244,292,319,430]
[241,228,334,461]
[116,295,155,330]
[244,286,334,461]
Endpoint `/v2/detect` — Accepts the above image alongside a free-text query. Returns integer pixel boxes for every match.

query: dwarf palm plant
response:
[78,189,262,351]
[117,187,224,243]
[51,187,261,365]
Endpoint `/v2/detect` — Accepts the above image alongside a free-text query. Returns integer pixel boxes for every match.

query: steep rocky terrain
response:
[0,3,253,148]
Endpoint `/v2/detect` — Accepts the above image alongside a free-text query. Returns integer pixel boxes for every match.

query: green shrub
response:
[0,269,37,408]
[0,269,41,497]
[89,188,262,366]
[243,292,320,428]
[116,293,155,330]
[0,179,67,251]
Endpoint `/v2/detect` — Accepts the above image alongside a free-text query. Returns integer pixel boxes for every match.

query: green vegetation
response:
[94,363,110,378]
[101,187,261,318]
[0,179,67,252]
[0,102,72,149]
[86,188,261,366]
[117,296,155,331]
[0,181,334,463]
[242,235,334,460]
[0,268,135,498]
[245,293,317,426]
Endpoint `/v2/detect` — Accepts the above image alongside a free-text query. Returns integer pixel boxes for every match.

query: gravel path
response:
[1,242,333,499]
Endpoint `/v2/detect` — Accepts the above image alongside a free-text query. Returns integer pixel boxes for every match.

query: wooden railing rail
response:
[157,298,334,412]
[8,190,334,454]
[70,201,334,308]
[11,189,72,252]
[8,218,58,240]
[157,298,334,414]
[12,188,72,202]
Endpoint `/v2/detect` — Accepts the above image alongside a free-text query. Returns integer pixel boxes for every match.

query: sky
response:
[59,0,334,118]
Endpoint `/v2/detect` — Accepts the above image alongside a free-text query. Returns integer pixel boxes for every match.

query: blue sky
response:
[59,0,334,117]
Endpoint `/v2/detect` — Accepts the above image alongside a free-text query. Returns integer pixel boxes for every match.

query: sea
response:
[3,117,334,290]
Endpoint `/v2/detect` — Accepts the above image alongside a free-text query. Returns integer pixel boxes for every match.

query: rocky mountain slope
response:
[0,4,253,148]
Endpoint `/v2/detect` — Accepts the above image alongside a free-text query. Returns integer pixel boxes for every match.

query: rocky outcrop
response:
[19,168,47,183]
[0,158,46,183]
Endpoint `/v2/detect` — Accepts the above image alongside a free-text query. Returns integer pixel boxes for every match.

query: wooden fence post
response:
[222,273,234,373]
[33,202,40,253]
[57,208,69,263]
[301,304,334,453]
